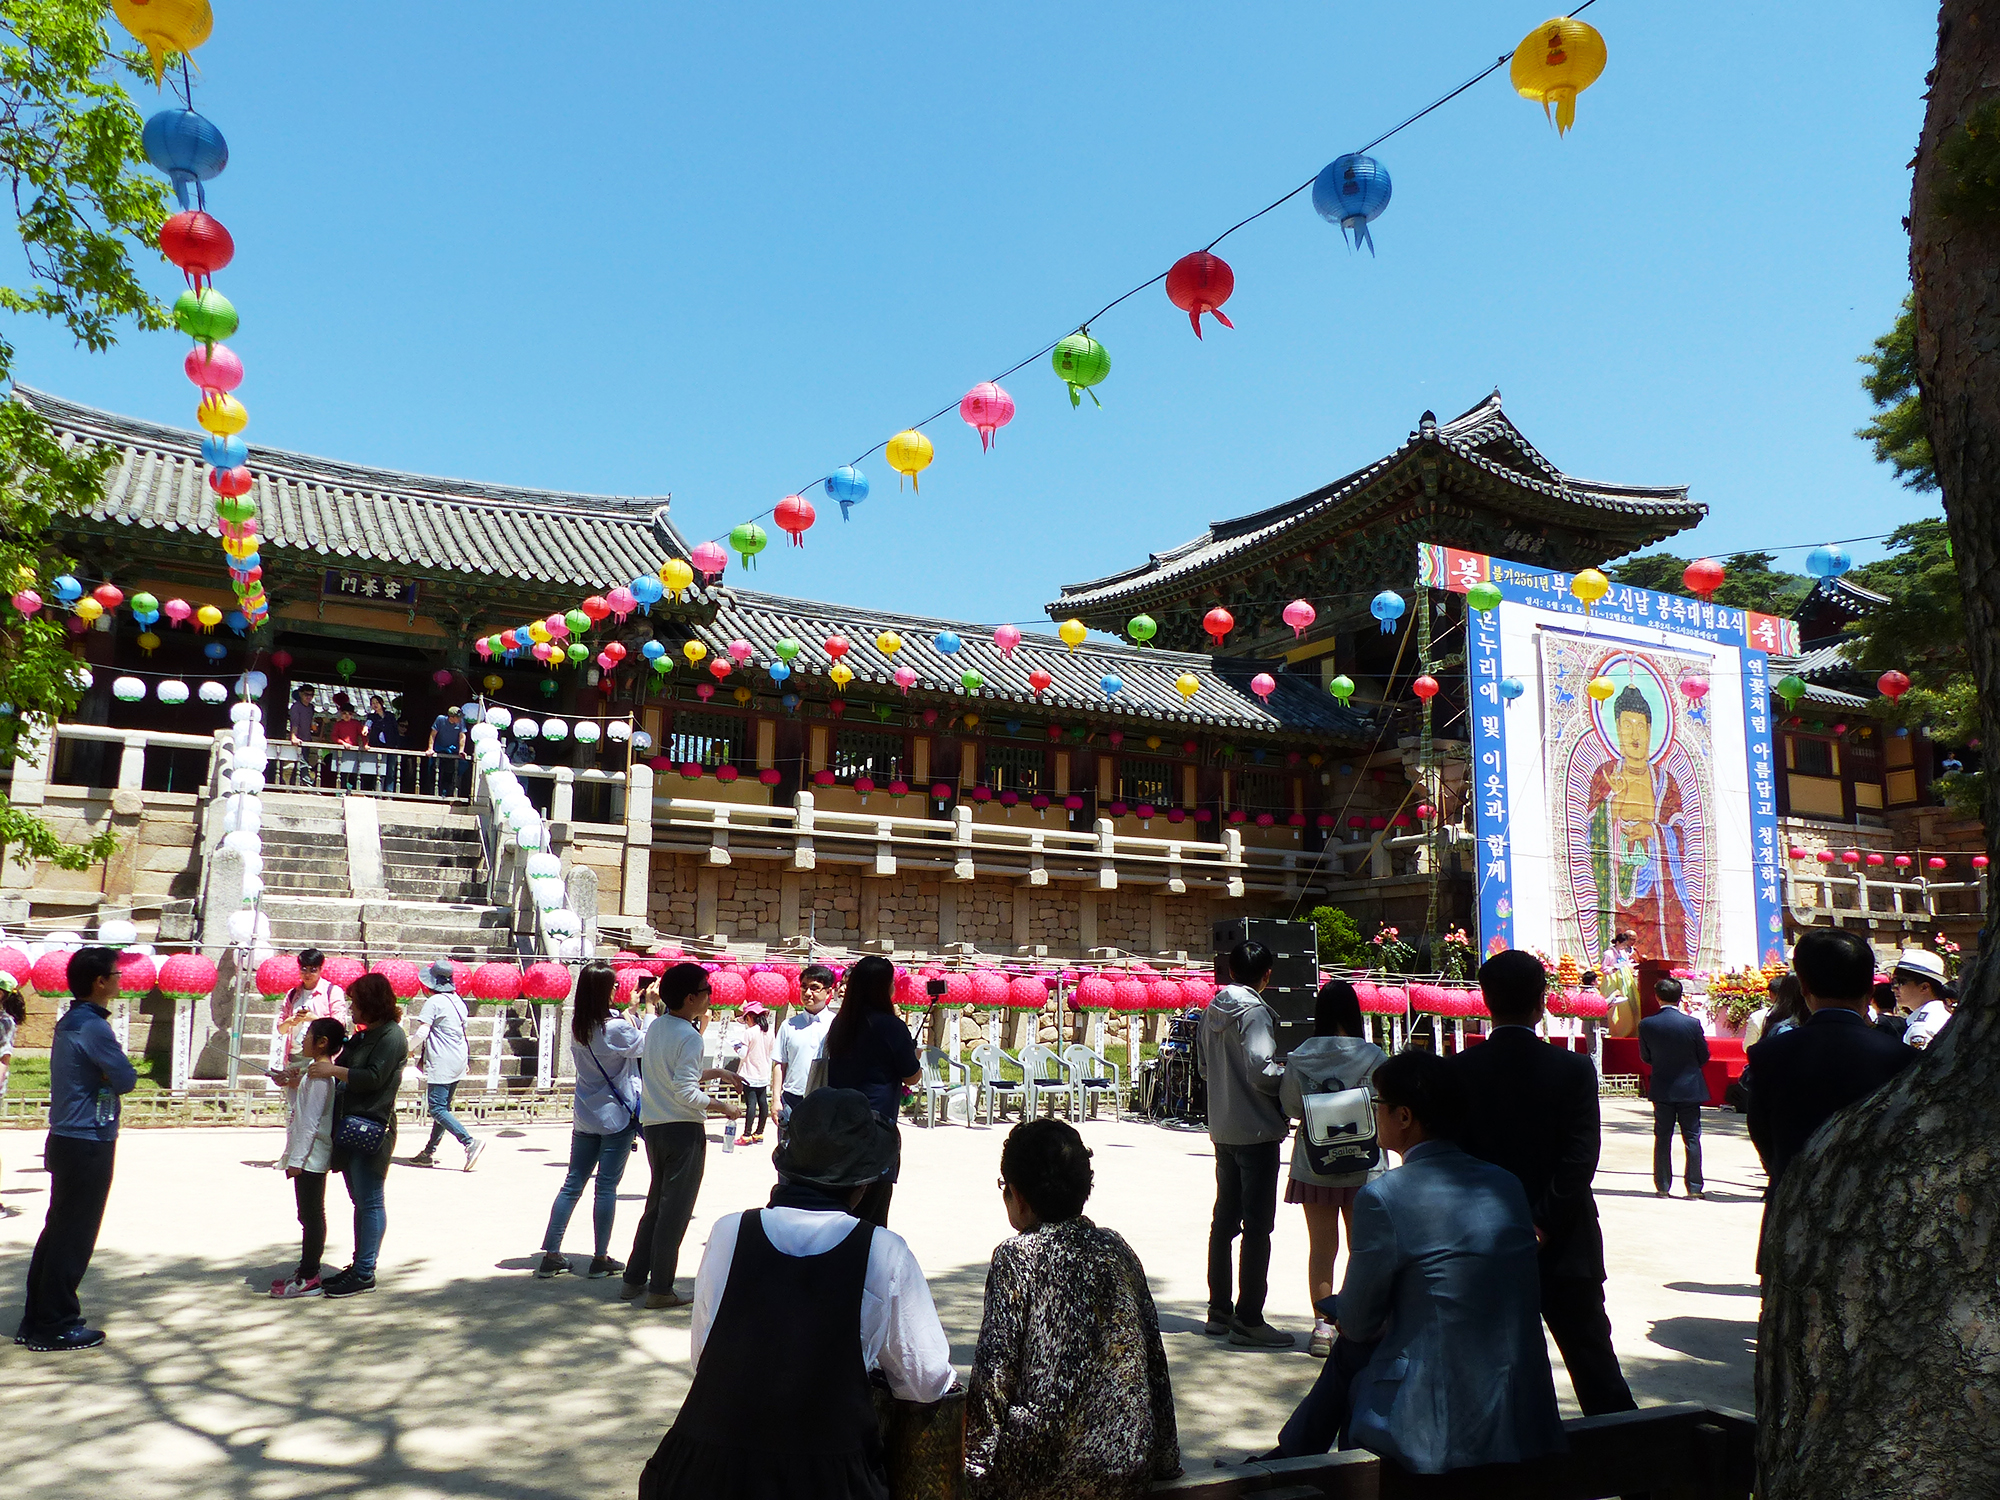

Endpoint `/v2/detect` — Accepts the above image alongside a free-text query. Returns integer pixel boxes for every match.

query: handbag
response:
[1300,1085,1380,1177]
[333,1112,387,1154]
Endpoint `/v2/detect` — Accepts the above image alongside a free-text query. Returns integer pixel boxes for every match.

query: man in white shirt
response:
[769,962,836,1142]
[1892,947,1955,1049]
[639,1087,954,1499]
[409,960,485,1171]
[624,963,742,1310]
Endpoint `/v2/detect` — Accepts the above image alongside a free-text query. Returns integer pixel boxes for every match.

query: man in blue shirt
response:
[426,704,469,799]
[15,947,135,1352]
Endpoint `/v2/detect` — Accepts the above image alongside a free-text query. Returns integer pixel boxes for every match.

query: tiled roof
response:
[1782,643,1857,681]
[17,386,688,590]
[1811,575,1891,611]
[695,587,1377,740]
[1052,392,1701,613]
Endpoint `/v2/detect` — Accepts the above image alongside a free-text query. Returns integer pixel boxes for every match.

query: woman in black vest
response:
[638,1088,955,1500]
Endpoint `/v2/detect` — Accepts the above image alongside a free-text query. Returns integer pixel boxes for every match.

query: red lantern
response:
[931,782,953,801]
[269,649,293,673]
[159,210,235,285]
[1165,251,1236,338]
[254,954,302,998]
[1008,975,1047,1010]
[1865,853,1885,866]
[206,464,249,496]
[1928,857,1947,870]
[522,961,573,1001]
[775,493,816,546]
[1975,855,1991,870]
[716,765,739,783]
[747,970,790,1009]
[370,959,423,998]
[1815,850,1835,864]
[1682,557,1725,601]
[1415,803,1435,819]
[116,950,157,997]
[93,583,124,611]
[603,641,627,664]
[322,955,366,988]
[157,952,218,998]
[581,595,611,624]
[1877,670,1911,702]
[1075,975,1115,1011]
[1841,850,1861,865]
[709,970,746,1009]
[759,768,781,785]
[0,946,32,986]
[1028,669,1052,696]
[1411,675,1440,701]
[812,768,836,786]
[825,635,850,661]
[1894,855,1911,869]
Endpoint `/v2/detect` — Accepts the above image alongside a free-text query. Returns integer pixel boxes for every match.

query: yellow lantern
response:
[1174,673,1199,701]
[1586,676,1616,703]
[829,662,853,692]
[683,640,708,665]
[12,564,35,590]
[1058,618,1087,652]
[660,557,694,598]
[1569,568,1610,611]
[113,0,212,84]
[527,620,551,644]
[195,603,223,631]
[197,390,248,435]
[875,630,902,656]
[1146,736,1161,750]
[1509,17,1607,135]
[483,674,503,693]
[74,596,103,622]
[885,429,934,492]
[733,686,752,705]
[138,631,161,655]
[963,713,979,729]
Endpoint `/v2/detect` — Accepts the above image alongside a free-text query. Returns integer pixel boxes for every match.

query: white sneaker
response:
[463,1138,488,1172]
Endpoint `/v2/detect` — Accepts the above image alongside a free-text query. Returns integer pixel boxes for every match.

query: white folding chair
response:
[968,1042,1024,1126]
[919,1046,974,1128]
[1062,1043,1124,1121]
[1018,1042,1077,1120]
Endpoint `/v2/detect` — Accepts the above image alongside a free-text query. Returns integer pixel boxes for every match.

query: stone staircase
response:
[261,802,349,897]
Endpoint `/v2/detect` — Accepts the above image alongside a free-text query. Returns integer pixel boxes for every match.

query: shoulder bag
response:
[331,1030,390,1154]
[1299,1085,1380,1177]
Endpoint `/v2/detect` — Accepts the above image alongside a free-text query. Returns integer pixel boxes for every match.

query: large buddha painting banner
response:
[1417,544,1798,974]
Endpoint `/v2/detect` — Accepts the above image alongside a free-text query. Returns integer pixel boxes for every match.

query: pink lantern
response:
[1841,850,1861,865]
[1927,856,1947,871]
[116,950,158,997]
[1112,978,1148,1012]
[522,961,573,1001]
[10,589,39,615]
[30,949,74,994]
[531,642,553,663]
[432,669,453,688]
[746,970,789,1010]
[1415,803,1435,820]
[709,969,747,1009]
[371,959,423,998]
[1008,975,1048,1010]
[993,624,1022,658]
[322,955,366,988]
[184,341,243,391]
[1074,975,1115,1010]
[543,613,569,640]
[1788,846,1806,859]
[893,666,917,695]
[1815,850,1835,864]
[1975,855,1990,870]
[1282,599,1316,638]
[156,951,217,998]
[958,381,1016,450]
[1679,672,1710,703]
[969,969,1009,1009]
[728,638,753,664]
[1865,853,1885,867]
[163,598,192,627]
[691,541,728,581]
[606,588,636,622]
[613,969,641,1008]
[1250,673,1276,701]
[0,946,30,986]
[596,651,613,671]
[254,954,302,999]
[1145,978,1181,1011]
[1894,855,1911,869]
[695,684,714,701]
[474,639,492,660]
[1179,976,1215,1008]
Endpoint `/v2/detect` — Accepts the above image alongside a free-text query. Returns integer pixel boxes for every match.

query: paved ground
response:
[0,1098,1762,1499]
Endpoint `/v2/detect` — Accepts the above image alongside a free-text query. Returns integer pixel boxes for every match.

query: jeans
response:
[625,1122,706,1295]
[741,1085,769,1138]
[424,1081,475,1152]
[294,1169,328,1280]
[541,1125,640,1258]
[431,756,465,798]
[342,1157,387,1277]
[18,1134,116,1337]
[1276,1333,1381,1456]
[1208,1138,1282,1324]
[1652,1100,1704,1194]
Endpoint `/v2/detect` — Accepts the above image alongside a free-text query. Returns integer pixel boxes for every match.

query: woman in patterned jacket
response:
[965,1119,1180,1500]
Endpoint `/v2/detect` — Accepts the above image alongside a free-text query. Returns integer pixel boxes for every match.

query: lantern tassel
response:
[1344,218,1376,257]
[1212,308,1234,330]
[1554,89,1576,135]
[839,500,854,520]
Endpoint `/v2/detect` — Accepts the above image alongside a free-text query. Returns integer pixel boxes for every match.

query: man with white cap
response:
[1891,947,1955,1049]
[409,959,485,1170]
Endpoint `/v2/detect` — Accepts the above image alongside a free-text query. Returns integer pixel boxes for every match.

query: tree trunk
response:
[1755,5,2000,1495]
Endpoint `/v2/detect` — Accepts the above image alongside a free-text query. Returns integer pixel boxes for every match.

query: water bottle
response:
[723,1121,737,1153]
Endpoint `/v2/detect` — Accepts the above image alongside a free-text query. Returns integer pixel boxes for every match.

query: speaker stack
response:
[1213,917,1320,1057]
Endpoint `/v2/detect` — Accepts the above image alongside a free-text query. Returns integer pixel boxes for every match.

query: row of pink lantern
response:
[251,953,576,1004]
[0,946,208,999]
[1788,847,1991,873]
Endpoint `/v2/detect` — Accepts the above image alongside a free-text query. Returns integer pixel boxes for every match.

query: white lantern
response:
[574,721,601,745]
[470,722,499,745]
[512,718,539,740]
[486,770,520,799]
[70,667,93,691]
[542,718,568,742]
[97,918,140,947]
[112,676,145,702]
[633,731,653,751]
[607,721,631,742]
[461,701,483,723]
[243,874,265,900]
[486,705,513,731]
[230,702,257,725]
[526,851,563,881]
[543,908,579,939]
[239,796,263,832]
[221,829,258,857]
[157,679,189,705]
[516,823,545,850]
[226,911,258,944]
[199,681,228,704]
[236,671,268,699]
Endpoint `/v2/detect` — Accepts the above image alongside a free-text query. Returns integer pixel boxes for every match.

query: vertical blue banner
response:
[1466,586,1513,957]
[1740,651,1787,965]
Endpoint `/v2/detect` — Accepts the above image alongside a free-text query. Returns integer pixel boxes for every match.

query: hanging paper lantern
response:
[829,662,854,692]
[992,624,1021,658]
[114,0,212,84]
[142,108,228,209]
[630,576,665,614]
[886,429,934,492]
[824,635,851,662]
[198,680,227,703]
[253,954,302,1000]
[73,596,103,623]
[161,212,234,291]
[934,631,962,657]
[1282,599,1316,638]
[1312,153,1393,252]
[1465,581,1503,614]
[1165,251,1236,337]
[690,540,728,580]
[156,678,189,704]
[1249,673,1275,702]
[111,676,145,702]
[1928,857,1947,871]
[336,657,356,680]
[824,466,870,520]
[1412,675,1439,701]
[1174,673,1199,701]
[1328,675,1356,704]
[959,382,1016,449]
[1586,676,1616,703]
[1370,591,1406,633]
[774,493,816,547]
[1510,17,1608,135]
[660,557,695,598]
[1878,670,1912,702]
[1775,675,1806,708]
[197,390,248,435]
[200,432,247,470]
[1679,672,1710,703]
[10,589,39,616]
[93,582,125,611]
[729,522,768,568]
[1059,619,1086,652]
[1976,855,1992,870]
[1202,607,1234,645]
[1570,568,1610,610]
[1805,544,1852,580]
[137,631,161,656]
[157,951,218,999]
[1100,674,1124,697]
[1051,332,1111,407]
[1127,615,1157,645]
[50,574,82,603]
[173,286,237,345]
[1683,558,1725,601]
[1028,668,1053,696]
[958,669,985,694]
[890,665,917,695]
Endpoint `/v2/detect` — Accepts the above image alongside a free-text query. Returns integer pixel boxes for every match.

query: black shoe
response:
[322,1270,377,1299]
[22,1326,105,1352]
[535,1253,570,1280]
[588,1256,625,1280]
[409,1152,437,1168]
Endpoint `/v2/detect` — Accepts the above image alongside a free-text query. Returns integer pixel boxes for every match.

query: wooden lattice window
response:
[1118,756,1173,805]
[666,711,746,770]
[1234,770,1287,814]
[832,729,905,782]
[985,744,1047,793]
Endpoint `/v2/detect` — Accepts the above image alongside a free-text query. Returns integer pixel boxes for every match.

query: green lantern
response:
[1127,614,1157,645]
[539,677,559,698]
[774,637,802,662]
[172,287,238,345]
[130,591,159,616]
[730,522,769,569]
[1775,674,1806,708]
[565,609,591,636]
[1465,581,1503,614]
[215,495,257,525]
[652,656,672,674]
[566,641,588,664]
[1329,674,1356,703]
[961,669,985,693]
[1051,332,1111,408]
[335,657,356,681]
[874,703,894,723]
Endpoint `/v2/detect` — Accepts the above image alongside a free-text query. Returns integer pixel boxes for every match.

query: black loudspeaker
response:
[1213,917,1318,1056]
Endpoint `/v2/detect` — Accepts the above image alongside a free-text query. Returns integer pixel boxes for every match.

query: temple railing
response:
[1784,861,1985,932]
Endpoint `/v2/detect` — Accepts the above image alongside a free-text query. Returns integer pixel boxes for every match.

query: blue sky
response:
[11,1,1940,628]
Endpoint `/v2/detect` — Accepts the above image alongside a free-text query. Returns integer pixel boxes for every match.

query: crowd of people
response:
[10,924,1950,1494]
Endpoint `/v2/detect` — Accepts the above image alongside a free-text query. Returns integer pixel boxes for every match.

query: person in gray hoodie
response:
[1279,979,1388,1358]
[1197,941,1293,1349]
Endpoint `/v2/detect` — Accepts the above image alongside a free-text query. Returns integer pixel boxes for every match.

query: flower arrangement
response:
[1704,967,1770,1028]
[1371,925,1416,975]
[1438,926,1476,980]
[1933,934,1962,978]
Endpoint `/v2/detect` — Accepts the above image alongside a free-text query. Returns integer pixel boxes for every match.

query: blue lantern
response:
[780,693,800,712]
[934,631,962,656]
[1805,545,1852,580]
[224,610,248,635]
[134,608,158,627]
[51,574,81,603]
[630,575,665,615]
[641,640,666,662]
[1500,676,1525,704]
[1312,153,1392,254]
[1370,590,1406,634]
[1100,674,1124,697]
[142,109,229,210]
[825,466,869,520]
[769,662,791,684]
[203,642,226,662]
[200,433,248,469]
[1004,719,1021,735]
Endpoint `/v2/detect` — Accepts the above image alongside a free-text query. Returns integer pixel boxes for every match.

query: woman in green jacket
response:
[308,973,408,1298]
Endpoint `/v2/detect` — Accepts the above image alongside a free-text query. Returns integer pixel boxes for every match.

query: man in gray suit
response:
[1273,1051,1566,1473]
[1638,977,1710,1199]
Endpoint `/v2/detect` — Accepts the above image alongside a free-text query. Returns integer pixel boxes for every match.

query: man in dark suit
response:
[1638,977,1710,1199]
[1747,929,1917,1221]
[1448,950,1636,1416]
